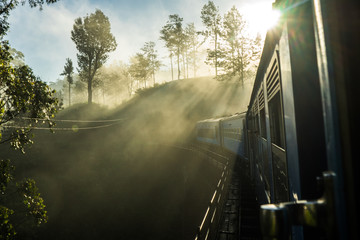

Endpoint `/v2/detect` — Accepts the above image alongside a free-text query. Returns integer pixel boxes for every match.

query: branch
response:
[0,0,16,15]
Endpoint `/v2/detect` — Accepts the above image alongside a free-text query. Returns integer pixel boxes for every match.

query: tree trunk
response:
[193,46,196,78]
[185,51,189,79]
[182,54,186,79]
[88,80,92,104]
[153,70,155,86]
[68,82,71,106]
[215,32,218,77]
[103,88,105,105]
[170,55,174,81]
[177,48,180,80]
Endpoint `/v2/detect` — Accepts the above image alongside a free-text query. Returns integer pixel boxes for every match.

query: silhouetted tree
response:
[220,6,262,84]
[71,9,117,104]
[160,14,184,80]
[141,41,161,86]
[201,1,222,77]
[129,53,151,88]
[93,62,132,104]
[184,23,202,78]
[60,58,74,106]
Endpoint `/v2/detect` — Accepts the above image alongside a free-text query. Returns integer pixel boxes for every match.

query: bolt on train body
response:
[195,0,358,239]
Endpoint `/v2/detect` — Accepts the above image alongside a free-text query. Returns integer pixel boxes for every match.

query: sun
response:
[241,2,281,37]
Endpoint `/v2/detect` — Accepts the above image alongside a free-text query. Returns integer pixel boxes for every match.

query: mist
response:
[0,77,252,239]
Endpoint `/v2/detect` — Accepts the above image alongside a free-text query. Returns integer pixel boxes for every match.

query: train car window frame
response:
[266,52,286,150]
[259,86,267,139]
[268,91,286,149]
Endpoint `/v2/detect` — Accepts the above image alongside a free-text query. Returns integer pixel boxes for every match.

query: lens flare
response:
[242,3,281,37]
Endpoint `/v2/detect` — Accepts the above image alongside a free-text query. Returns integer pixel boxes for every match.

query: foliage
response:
[0,1,58,238]
[184,23,203,78]
[0,159,13,194]
[129,53,150,88]
[16,178,48,226]
[218,6,262,84]
[0,206,15,240]
[201,0,222,77]
[0,0,58,36]
[61,58,74,85]
[60,58,74,106]
[141,41,161,86]
[0,42,56,234]
[94,61,133,103]
[71,9,117,104]
[0,42,58,152]
[160,14,184,80]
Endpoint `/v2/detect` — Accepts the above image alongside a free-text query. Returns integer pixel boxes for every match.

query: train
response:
[195,113,247,158]
[195,0,358,239]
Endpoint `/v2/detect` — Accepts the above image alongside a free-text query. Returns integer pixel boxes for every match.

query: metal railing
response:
[195,163,231,240]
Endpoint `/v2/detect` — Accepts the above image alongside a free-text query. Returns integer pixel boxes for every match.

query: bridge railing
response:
[195,163,231,240]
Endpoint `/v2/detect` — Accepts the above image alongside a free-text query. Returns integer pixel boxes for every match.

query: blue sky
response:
[5,0,274,83]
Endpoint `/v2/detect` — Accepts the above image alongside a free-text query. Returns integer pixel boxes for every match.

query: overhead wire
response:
[2,123,121,131]
[19,117,126,123]
[2,117,127,131]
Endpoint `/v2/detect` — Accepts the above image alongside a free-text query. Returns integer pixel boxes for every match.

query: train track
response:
[163,143,261,240]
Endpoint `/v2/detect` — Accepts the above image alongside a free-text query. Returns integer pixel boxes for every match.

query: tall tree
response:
[129,53,150,88]
[71,9,117,104]
[141,41,161,86]
[60,58,74,106]
[185,23,202,78]
[201,1,222,77]
[221,6,262,84]
[160,14,184,80]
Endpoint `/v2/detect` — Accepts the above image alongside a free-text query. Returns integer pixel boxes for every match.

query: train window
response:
[198,128,215,139]
[268,92,285,148]
[260,109,267,138]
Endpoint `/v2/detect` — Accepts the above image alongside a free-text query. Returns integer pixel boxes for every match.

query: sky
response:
[5,0,275,83]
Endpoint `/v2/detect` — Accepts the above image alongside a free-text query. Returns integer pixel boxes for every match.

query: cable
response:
[20,117,126,123]
[1,122,121,131]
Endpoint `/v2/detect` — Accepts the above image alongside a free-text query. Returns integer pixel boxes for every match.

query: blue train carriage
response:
[220,113,247,159]
[250,0,358,239]
[195,118,222,147]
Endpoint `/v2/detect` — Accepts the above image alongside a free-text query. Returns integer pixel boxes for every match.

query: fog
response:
[1,77,252,239]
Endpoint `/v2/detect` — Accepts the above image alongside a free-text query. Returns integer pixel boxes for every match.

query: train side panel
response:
[195,119,221,147]
[220,114,246,158]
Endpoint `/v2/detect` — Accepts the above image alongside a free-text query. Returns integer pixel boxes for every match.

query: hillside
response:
[1,77,252,240]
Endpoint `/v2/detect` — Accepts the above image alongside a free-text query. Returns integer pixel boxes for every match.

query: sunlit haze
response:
[5,0,275,83]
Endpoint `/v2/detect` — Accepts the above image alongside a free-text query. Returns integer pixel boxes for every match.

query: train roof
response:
[248,26,282,113]
[196,112,246,124]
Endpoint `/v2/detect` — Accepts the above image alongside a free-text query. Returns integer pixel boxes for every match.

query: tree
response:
[220,6,262,84]
[0,1,58,238]
[0,0,58,36]
[160,14,184,80]
[60,58,74,106]
[184,23,202,78]
[201,1,222,77]
[141,41,161,86]
[129,53,151,88]
[71,9,117,104]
